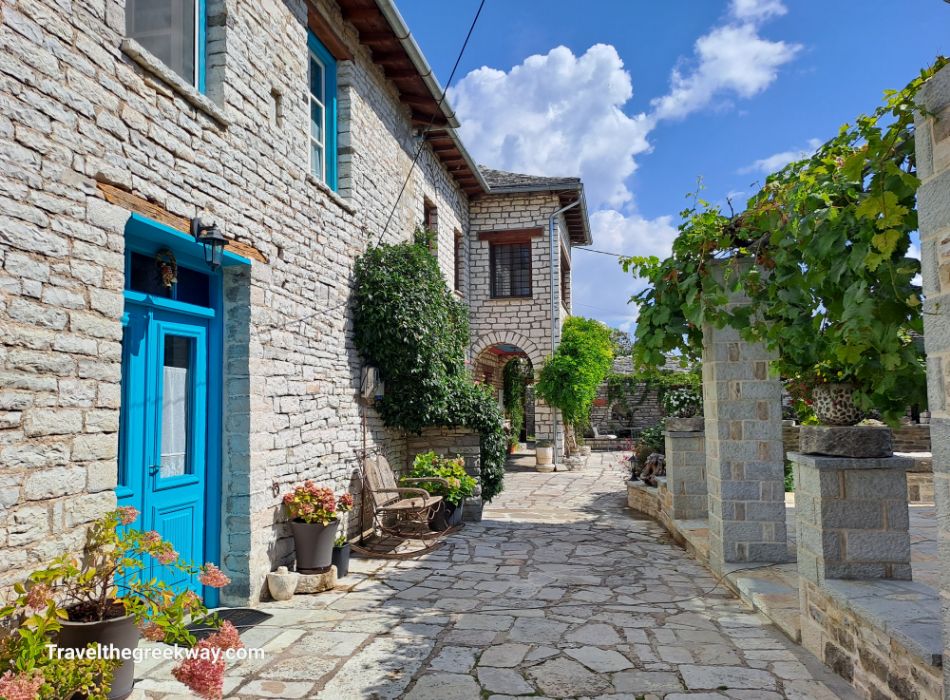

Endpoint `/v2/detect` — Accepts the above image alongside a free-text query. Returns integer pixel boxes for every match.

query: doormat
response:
[185,608,274,642]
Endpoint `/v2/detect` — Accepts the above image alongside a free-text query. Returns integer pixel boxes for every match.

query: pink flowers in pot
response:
[282,480,354,526]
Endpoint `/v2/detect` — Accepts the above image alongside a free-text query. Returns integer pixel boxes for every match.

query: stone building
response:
[0,0,589,603]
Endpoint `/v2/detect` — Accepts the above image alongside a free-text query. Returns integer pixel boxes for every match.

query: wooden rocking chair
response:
[352,454,461,558]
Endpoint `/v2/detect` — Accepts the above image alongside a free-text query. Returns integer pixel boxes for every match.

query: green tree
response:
[535,317,614,449]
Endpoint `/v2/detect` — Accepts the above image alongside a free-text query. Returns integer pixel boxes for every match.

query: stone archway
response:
[470,330,545,370]
[471,333,556,449]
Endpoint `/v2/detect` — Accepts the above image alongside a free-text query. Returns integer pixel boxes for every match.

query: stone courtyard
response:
[133,453,856,699]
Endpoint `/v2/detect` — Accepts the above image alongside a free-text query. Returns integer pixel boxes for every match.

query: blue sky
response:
[399,0,947,331]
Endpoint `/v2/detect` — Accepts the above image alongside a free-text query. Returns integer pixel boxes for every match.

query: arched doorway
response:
[471,332,557,459]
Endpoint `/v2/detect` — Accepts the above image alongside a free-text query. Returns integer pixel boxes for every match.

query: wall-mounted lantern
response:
[191,217,227,270]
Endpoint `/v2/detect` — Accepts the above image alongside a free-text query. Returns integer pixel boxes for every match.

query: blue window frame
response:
[126,0,207,92]
[307,32,338,190]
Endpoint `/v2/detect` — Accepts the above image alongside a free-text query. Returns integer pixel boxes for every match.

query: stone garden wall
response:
[0,0,474,602]
[799,579,943,700]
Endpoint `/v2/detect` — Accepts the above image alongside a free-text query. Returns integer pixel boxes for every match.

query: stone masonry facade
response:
[0,0,589,603]
[916,62,950,697]
[468,191,579,450]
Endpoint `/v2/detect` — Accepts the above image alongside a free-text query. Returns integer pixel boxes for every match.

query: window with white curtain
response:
[127,0,203,89]
[160,335,192,478]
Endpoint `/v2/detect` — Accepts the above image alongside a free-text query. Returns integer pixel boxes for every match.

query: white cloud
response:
[650,24,801,121]
[449,44,653,209]
[730,0,788,23]
[740,137,822,174]
[569,211,680,329]
[449,3,801,331]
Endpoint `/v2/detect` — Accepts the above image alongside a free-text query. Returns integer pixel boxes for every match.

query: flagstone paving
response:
[136,451,857,699]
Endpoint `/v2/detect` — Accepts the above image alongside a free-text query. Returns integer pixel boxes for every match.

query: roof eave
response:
[373,0,461,129]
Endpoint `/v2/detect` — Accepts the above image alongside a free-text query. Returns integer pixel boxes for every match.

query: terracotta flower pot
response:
[58,612,139,700]
[290,520,337,573]
[812,383,865,426]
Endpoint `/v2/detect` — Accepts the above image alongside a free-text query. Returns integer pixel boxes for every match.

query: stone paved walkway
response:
[137,452,857,699]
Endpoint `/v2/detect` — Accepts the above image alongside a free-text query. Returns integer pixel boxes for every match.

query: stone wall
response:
[0,0,476,602]
[799,579,943,700]
[916,62,950,699]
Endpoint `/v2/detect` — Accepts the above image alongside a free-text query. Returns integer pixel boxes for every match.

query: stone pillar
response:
[789,450,913,583]
[702,278,787,571]
[915,63,950,697]
[664,418,707,520]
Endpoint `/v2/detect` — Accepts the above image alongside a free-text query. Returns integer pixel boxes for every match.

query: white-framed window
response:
[308,48,326,182]
[126,0,205,90]
[307,33,337,189]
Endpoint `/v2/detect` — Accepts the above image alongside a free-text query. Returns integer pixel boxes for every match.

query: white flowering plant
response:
[661,386,703,418]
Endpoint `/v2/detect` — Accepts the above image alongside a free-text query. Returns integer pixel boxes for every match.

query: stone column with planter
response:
[664,417,707,520]
[702,279,788,571]
[790,426,913,583]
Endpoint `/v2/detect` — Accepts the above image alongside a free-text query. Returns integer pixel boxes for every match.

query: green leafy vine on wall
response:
[353,232,506,501]
[622,59,946,424]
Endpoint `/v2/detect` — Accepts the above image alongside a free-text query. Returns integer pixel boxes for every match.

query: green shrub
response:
[404,451,477,506]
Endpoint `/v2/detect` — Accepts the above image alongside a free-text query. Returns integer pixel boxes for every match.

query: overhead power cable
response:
[262,0,486,335]
[369,0,487,251]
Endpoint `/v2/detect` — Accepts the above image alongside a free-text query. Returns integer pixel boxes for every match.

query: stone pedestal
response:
[789,452,914,583]
[799,425,892,458]
[702,293,788,571]
[664,427,707,520]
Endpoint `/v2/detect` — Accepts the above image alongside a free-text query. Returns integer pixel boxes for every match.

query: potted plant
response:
[283,482,353,574]
[661,386,704,431]
[331,533,350,578]
[403,452,476,530]
[0,507,233,700]
[535,439,555,472]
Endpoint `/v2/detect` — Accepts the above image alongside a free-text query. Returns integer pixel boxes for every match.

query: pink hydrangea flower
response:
[140,623,165,642]
[24,583,51,610]
[198,563,231,589]
[0,670,44,700]
[155,546,179,565]
[172,640,225,700]
[143,530,162,545]
[338,492,354,510]
[208,620,242,651]
[116,506,139,525]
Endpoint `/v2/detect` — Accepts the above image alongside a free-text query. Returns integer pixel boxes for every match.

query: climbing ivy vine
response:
[622,60,946,423]
[502,358,529,449]
[353,233,506,501]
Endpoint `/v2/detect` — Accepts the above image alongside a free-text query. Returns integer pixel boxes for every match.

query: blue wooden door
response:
[119,300,209,592]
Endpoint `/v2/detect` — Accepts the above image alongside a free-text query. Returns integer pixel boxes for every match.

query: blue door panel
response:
[120,302,210,595]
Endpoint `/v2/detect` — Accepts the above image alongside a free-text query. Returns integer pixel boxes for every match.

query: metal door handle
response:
[149,465,160,476]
